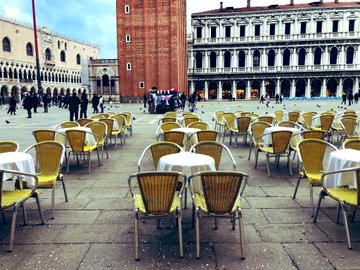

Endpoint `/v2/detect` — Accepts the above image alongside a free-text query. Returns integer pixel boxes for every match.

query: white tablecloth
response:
[0,152,36,189]
[263,126,300,147]
[172,127,200,149]
[157,152,216,193]
[325,149,360,188]
[56,127,96,147]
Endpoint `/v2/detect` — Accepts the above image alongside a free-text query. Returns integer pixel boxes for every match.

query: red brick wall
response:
[116,0,188,99]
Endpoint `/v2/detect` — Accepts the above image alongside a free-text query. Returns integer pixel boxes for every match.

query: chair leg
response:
[238,210,245,260]
[51,186,56,219]
[254,149,259,169]
[105,143,109,159]
[9,205,18,252]
[34,192,45,224]
[266,155,271,177]
[232,217,236,230]
[313,191,325,223]
[177,211,184,258]
[248,143,253,160]
[60,176,68,202]
[134,217,139,260]
[341,205,352,249]
[184,187,188,209]
[292,176,301,199]
[66,152,71,173]
[288,153,293,176]
[309,184,314,217]
[195,214,200,259]
[96,149,101,167]
[21,202,27,225]
[88,152,91,174]
[336,203,341,224]
[214,218,218,230]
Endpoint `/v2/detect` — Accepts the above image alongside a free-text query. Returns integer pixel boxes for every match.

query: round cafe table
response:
[171,127,200,150]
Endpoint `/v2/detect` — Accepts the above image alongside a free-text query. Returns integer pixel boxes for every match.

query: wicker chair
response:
[338,117,359,146]
[258,116,275,125]
[182,117,200,127]
[158,117,177,125]
[128,171,186,260]
[155,122,182,138]
[248,121,272,160]
[55,121,79,129]
[0,169,45,251]
[343,138,360,150]
[188,171,248,259]
[137,142,183,171]
[76,118,93,126]
[302,130,326,140]
[85,121,109,162]
[160,131,186,149]
[0,141,19,153]
[287,111,300,123]
[164,111,177,118]
[110,115,127,145]
[65,129,101,174]
[214,111,225,131]
[301,112,317,130]
[313,167,360,249]
[100,118,122,150]
[191,130,219,143]
[229,116,252,146]
[311,114,334,140]
[32,129,66,143]
[24,141,67,219]
[89,114,105,119]
[255,130,293,177]
[222,113,236,143]
[274,110,284,124]
[189,141,236,171]
[187,121,210,130]
[293,139,337,216]
[120,112,133,136]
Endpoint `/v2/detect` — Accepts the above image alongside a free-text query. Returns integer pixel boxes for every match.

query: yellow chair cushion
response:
[193,193,241,214]
[327,188,358,207]
[84,145,97,152]
[1,190,32,208]
[259,146,274,154]
[133,194,181,215]
[305,172,323,185]
[36,173,58,188]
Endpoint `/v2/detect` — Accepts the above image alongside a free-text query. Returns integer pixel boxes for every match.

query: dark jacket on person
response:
[23,95,33,110]
[68,94,81,112]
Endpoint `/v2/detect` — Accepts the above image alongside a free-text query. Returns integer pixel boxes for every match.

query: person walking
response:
[354,92,359,104]
[99,96,104,113]
[348,92,353,106]
[32,93,39,113]
[259,95,265,103]
[80,93,88,119]
[275,93,280,104]
[7,94,16,115]
[68,92,81,121]
[92,94,99,113]
[43,94,50,113]
[265,94,270,107]
[341,92,346,105]
[23,93,33,118]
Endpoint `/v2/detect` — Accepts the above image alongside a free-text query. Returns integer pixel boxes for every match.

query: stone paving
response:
[0,99,359,269]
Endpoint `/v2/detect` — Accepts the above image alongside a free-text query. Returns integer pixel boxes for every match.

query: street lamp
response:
[31,0,43,95]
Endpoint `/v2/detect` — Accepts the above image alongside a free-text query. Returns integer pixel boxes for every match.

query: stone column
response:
[305,78,311,98]
[321,78,327,97]
[290,79,296,98]
[260,80,266,97]
[218,81,222,100]
[232,80,236,100]
[276,78,281,94]
[204,81,209,100]
[190,81,195,94]
[246,80,251,100]
[354,77,359,95]
[337,78,343,97]
[205,52,210,70]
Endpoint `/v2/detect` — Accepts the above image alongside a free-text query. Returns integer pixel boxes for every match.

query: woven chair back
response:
[343,139,360,151]
[0,141,19,153]
[288,111,300,122]
[160,122,181,132]
[137,172,179,215]
[258,116,274,124]
[60,121,79,128]
[341,117,357,136]
[278,121,296,128]
[215,111,225,123]
[161,117,177,124]
[90,114,105,119]
[163,131,185,147]
[86,121,107,142]
[188,121,208,130]
[223,113,236,129]
[251,121,272,144]
[302,130,326,140]
[320,114,334,131]
[200,171,245,215]
[150,142,182,169]
[274,110,284,123]
[196,130,219,142]
[77,118,93,126]
[111,115,126,130]
[120,113,132,126]
[33,141,63,175]
[191,141,223,169]
[33,130,56,142]
[236,116,251,132]
[271,131,292,154]
[183,112,198,118]
[99,113,110,118]
[164,111,177,118]
[99,118,114,135]
[184,117,200,126]
[65,130,86,152]
[302,112,315,129]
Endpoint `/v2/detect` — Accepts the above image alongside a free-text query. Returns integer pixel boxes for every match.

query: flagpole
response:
[31,0,43,95]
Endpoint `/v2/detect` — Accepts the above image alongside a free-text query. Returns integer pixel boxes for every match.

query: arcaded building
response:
[0,15,100,101]
[188,1,360,100]
[116,0,188,102]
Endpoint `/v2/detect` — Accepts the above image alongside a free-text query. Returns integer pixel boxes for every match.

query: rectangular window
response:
[126,63,131,71]
[316,21,322,33]
[225,26,231,38]
[254,25,260,36]
[125,35,131,43]
[211,27,216,38]
[125,5,130,14]
[269,24,276,36]
[139,82,145,88]
[285,23,291,35]
[333,20,339,33]
[240,25,246,37]
[349,19,355,32]
[196,27,202,38]
[300,22,307,34]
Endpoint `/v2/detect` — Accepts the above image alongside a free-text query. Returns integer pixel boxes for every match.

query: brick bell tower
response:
[116,0,188,101]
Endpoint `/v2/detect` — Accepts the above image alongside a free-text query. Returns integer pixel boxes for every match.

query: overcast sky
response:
[0,0,354,58]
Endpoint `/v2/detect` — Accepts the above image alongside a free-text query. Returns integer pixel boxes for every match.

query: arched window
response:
[268,49,275,66]
[26,42,33,56]
[330,47,338,65]
[64,42,67,50]
[210,51,217,68]
[253,50,260,67]
[314,48,322,65]
[195,52,202,68]
[238,50,246,67]
[224,51,231,68]
[60,50,66,62]
[76,54,81,65]
[298,48,306,66]
[58,40,60,49]
[102,74,110,87]
[2,37,10,52]
[346,47,354,64]
[283,49,290,66]
[45,48,51,60]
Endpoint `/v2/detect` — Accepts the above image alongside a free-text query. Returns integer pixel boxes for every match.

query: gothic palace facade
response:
[188,1,360,100]
[0,16,100,101]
